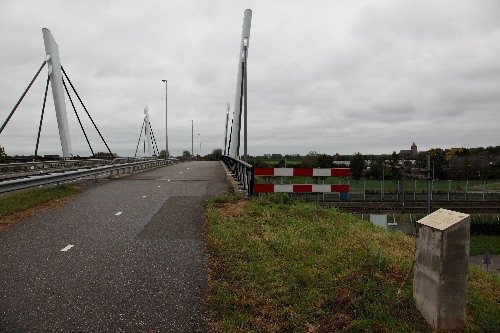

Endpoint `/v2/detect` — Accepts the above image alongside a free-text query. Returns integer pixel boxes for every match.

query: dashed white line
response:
[115,211,122,216]
[61,245,74,252]
[143,195,147,198]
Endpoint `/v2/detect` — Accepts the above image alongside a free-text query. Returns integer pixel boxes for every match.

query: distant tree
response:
[445,147,467,162]
[301,151,319,168]
[182,150,191,159]
[416,152,428,169]
[201,148,223,161]
[159,149,167,159]
[388,151,400,179]
[317,154,333,168]
[369,158,383,179]
[350,152,365,180]
[427,148,448,179]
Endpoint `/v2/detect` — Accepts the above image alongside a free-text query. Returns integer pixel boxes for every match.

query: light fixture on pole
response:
[162,79,168,158]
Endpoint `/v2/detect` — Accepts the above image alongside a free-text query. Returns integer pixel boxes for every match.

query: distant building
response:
[399,142,418,158]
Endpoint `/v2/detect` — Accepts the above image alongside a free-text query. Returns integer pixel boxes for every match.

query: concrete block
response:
[413,208,470,331]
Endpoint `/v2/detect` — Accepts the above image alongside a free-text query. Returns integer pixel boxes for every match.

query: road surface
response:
[0,161,227,332]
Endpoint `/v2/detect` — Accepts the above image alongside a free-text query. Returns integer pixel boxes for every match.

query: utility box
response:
[413,208,470,331]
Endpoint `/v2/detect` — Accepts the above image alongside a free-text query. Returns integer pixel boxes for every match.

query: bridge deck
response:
[0,161,227,332]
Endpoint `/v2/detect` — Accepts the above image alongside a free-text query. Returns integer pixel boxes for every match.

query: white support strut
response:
[229,9,252,158]
[42,28,73,157]
[144,106,154,156]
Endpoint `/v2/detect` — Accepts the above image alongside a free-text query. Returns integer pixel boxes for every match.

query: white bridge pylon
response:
[42,28,73,158]
[144,106,154,156]
[228,9,252,158]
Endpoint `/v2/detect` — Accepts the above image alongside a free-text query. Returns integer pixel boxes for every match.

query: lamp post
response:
[162,79,168,158]
[198,133,201,156]
[190,120,194,156]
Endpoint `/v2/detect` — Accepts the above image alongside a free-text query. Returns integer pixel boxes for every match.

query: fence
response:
[221,157,500,202]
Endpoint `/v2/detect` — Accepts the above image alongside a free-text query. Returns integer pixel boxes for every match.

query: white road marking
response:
[61,245,74,252]
[143,195,147,198]
[167,179,171,181]
[180,171,183,174]
[158,185,161,187]
[187,168,190,169]
[115,211,122,216]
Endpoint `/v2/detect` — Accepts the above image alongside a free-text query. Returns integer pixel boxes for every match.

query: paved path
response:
[470,255,500,276]
[0,161,227,332]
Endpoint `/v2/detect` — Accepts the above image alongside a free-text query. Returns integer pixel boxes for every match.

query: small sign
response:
[417,208,469,231]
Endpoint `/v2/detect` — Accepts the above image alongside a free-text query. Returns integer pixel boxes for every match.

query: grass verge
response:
[204,194,500,332]
[0,185,80,230]
[470,235,500,256]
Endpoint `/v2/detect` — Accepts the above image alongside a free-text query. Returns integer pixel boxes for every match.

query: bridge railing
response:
[220,155,254,195]
[0,158,170,194]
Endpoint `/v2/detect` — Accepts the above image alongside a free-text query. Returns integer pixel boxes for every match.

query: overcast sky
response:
[1,0,499,158]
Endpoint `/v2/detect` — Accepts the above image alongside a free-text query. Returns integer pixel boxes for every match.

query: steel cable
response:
[35,74,51,157]
[61,66,113,155]
[62,77,95,157]
[1,61,46,134]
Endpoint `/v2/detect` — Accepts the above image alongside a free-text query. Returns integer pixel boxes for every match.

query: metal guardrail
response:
[0,159,169,194]
[220,155,254,195]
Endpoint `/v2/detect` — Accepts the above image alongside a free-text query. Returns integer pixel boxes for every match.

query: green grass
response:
[470,235,500,256]
[0,185,80,219]
[204,195,500,332]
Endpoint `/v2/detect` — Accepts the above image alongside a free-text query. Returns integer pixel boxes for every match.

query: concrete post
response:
[42,28,72,157]
[413,208,470,331]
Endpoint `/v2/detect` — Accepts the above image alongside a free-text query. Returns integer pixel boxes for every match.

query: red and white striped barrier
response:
[254,184,349,193]
[253,168,350,193]
[254,168,350,177]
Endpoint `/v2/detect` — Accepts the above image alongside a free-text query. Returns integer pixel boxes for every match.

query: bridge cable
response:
[236,60,245,156]
[0,61,46,134]
[62,76,95,157]
[147,121,160,156]
[134,117,146,157]
[61,66,113,155]
[35,74,51,157]
[227,117,233,155]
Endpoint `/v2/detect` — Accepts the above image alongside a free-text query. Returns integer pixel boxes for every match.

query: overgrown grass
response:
[0,185,80,219]
[204,195,500,332]
[470,235,500,256]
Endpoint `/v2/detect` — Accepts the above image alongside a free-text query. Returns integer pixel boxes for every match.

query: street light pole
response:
[162,79,168,158]
[191,120,194,156]
[198,133,201,156]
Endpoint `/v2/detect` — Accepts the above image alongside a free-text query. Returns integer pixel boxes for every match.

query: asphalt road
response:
[0,161,228,332]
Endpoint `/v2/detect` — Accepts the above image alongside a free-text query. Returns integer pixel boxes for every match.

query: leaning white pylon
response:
[144,106,154,156]
[42,28,73,157]
[229,9,252,158]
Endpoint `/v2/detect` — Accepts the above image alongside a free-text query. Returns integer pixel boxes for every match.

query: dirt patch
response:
[0,195,75,231]
[215,200,248,218]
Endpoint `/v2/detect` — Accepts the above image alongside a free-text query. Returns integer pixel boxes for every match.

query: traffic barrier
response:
[254,168,350,193]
